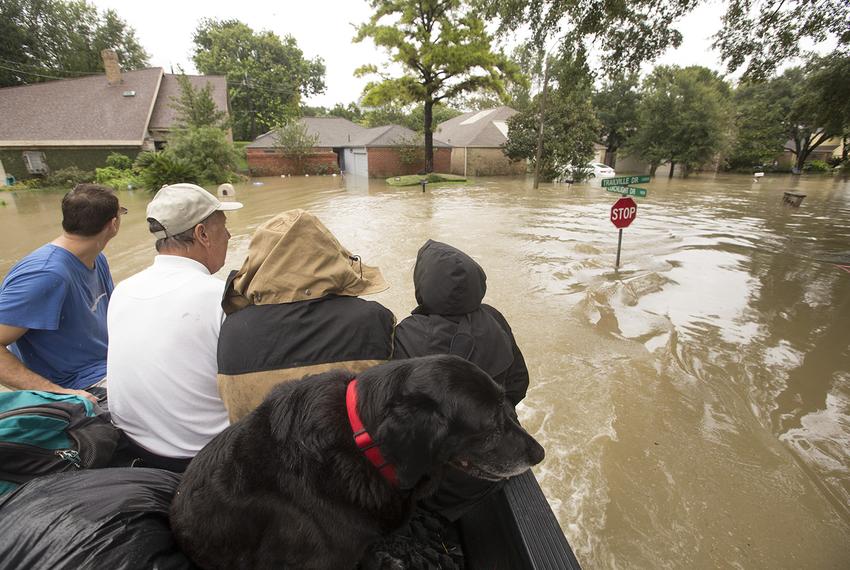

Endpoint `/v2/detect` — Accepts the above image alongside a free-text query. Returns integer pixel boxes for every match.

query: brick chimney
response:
[101,49,122,85]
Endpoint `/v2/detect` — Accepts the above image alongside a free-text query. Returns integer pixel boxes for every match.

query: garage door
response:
[350,148,368,177]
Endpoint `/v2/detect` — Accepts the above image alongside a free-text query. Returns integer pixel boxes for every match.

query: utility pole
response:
[533,56,551,190]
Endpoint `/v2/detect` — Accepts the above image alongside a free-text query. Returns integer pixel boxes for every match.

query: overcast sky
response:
[87,0,797,107]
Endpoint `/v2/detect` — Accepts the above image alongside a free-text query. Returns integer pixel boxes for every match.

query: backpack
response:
[0,391,119,496]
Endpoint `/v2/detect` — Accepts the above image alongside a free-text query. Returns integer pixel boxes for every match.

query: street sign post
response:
[610,197,637,268]
[601,175,650,187]
[605,185,647,197]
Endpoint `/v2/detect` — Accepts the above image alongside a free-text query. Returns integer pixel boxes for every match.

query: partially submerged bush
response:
[95,166,140,190]
[803,160,831,172]
[43,166,95,187]
[105,152,134,170]
[134,151,200,191]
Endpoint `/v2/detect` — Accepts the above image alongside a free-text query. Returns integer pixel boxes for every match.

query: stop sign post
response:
[610,197,637,268]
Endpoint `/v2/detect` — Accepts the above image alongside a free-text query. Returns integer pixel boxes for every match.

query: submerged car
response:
[556,161,616,182]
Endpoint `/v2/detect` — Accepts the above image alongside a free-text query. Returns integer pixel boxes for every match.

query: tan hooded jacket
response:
[217,209,395,422]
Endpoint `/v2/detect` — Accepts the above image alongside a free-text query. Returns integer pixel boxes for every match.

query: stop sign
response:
[610,197,637,228]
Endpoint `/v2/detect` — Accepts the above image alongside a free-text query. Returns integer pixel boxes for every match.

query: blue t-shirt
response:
[0,244,113,389]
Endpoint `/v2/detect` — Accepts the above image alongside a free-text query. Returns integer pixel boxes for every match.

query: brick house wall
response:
[366,147,451,178]
[448,147,526,176]
[246,147,340,176]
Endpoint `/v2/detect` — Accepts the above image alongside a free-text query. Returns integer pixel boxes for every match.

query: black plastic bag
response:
[0,468,196,570]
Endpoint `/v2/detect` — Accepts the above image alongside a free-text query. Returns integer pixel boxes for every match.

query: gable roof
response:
[435,106,517,147]
[0,68,164,147]
[247,117,450,149]
[346,124,450,148]
[148,74,229,131]
[248,117,369,148]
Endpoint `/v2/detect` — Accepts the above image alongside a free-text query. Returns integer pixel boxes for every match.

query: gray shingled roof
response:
[149,74,229,130]
[0,68,164,146]
[248,118,450,149]
[345,124,450,148]
[248,117,369,148]
[435,106,517,147]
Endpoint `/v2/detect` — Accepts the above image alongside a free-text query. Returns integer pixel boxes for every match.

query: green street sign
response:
[606,185,647,197]
[602,175,651,187]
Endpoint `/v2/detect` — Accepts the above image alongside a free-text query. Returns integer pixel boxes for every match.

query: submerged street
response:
[2,172,848,568]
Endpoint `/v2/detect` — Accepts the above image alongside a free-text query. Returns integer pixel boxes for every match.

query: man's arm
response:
[0,324,97,404]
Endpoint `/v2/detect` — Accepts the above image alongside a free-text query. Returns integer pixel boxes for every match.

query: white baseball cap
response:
[146,183,243,239]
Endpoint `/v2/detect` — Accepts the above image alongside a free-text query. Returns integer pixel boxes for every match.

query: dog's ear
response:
[376,401,451,489]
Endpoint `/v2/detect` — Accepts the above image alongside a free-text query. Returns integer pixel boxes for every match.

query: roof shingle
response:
[0,68,164,146]
[435,106,517,147]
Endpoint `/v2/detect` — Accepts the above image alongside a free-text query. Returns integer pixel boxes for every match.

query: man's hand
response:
[0,324,98,402]
[56,388,99,405]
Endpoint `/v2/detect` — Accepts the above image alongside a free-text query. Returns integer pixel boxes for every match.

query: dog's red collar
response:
[346,379,399,487]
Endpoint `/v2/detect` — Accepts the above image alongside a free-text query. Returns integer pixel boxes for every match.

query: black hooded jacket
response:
[393,240,529,406]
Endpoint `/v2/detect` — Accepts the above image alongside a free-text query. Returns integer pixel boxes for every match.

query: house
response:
[775,136,842,170]
[246,117,451,178]
[246,117,365,176]
[435,106,526,176]
[0,50,229,179]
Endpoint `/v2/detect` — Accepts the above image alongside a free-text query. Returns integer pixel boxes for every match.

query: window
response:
[22,151,48,174]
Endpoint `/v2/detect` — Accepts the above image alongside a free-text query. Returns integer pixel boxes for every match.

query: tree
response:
[724,82,788,170]
[192,19,326,141]
[626,66,733,177]
[171,74,228,129]
[593,73,641,168]
[150,75,240,187]
[273,121,320,174]
[503,53,599,182]
[769,55,850,172]
[355,0,523,172]
[0,0,148,87]
[484,0,849,80]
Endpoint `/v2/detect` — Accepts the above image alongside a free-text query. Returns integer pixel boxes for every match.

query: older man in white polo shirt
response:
[107,183,242,472]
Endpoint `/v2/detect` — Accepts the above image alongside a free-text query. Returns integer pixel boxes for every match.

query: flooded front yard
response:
[2,172,849,568]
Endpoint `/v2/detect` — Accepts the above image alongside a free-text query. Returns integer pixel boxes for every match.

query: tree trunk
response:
[668,160,676,178]
[649,162,659,177]
[605,146,618,168]
[533,57,551,190]
[424,99,434,173]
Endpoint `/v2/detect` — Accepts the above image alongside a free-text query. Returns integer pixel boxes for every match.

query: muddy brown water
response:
[2,173,849,568]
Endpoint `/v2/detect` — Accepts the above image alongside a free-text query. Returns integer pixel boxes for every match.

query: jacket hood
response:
[413,240,486,315]
[222,209,388,315]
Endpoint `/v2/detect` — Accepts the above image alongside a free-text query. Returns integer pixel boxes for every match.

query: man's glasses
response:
[118,206,128,216]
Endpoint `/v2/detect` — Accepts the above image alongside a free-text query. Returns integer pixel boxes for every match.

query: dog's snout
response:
[527,437,545,466]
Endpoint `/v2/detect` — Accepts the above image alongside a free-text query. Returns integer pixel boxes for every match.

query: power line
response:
[0,57,98,76]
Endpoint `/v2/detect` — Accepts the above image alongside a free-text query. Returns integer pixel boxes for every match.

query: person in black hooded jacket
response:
[393,239,531,521]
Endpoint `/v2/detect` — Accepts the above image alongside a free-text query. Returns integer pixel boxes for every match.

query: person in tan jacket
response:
[217,209,395,422]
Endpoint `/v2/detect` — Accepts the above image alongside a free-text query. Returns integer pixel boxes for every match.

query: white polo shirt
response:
[107,255,229,458]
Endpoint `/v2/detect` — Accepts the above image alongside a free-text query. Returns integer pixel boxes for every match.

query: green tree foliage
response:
[0,0,149,87]
[503,53,600,181]
[627,66,733,177]
[171,74,228,129]
[273,121,320,174]
[593,73,641,169]
[451,46,535,112]
[192,19,326,141]
[767,55,850,172]
[167,127,240,185]
[725,82,787,170]
[302,103,366,123]
[484,0,849,79]
[713,0,850,80]
[355,0,523,171]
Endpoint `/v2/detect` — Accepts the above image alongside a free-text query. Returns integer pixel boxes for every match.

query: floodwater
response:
[1,173,849,568]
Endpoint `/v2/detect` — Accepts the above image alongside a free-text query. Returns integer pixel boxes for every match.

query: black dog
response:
[170,355,545,570]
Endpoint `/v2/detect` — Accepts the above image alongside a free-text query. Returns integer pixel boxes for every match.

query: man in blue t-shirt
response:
[0,184,125,403]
